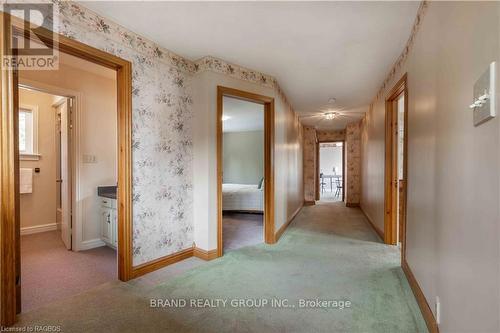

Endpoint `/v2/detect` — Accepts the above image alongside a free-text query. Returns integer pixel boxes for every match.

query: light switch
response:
[470,61,496,126]
[83,154,97,163]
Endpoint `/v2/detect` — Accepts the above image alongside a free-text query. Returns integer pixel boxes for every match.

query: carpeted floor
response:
[21,231,117,312]
[16,202,427,333]
[320,188,343,202]
[223,212,263,251]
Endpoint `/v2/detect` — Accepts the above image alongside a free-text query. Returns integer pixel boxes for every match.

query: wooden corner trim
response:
[131,247,194,278]
[131,245,219,279]
[193,247,218,261]
[360,206,384,241]
[275,203,303,242]
[402,259,440,333]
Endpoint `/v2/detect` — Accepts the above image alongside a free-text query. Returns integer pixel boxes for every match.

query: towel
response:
[20,168,33,194]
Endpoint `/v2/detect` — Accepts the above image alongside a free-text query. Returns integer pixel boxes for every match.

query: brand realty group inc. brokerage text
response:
[150,298,352,310]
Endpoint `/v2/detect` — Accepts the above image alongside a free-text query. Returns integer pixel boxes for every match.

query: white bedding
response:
[222,183,263,212]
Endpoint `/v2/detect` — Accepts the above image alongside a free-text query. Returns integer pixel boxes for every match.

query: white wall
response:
[360,2,500,331]
[223,130,264,185]
[192,70,303,250]
[20,63,117,248]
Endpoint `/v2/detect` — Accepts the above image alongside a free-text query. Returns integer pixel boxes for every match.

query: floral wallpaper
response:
[302,127,362,206]
[194,56,297,113]
[345,122,361,205]
[371,0,428,104]
[316,129,345,142]
[303,127,317,202]
[43,1,196,265]
[19,1,302,266]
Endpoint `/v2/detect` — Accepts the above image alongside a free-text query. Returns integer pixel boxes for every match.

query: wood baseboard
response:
[345,202,359,208]
[359,206,384,240]
[193,247,218,261]
[132,247,194,278]
[304,200,315,206]
[275,204,303,241]
[402,259,439,333]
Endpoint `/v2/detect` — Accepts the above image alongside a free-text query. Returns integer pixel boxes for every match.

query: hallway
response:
[17,202,426,332]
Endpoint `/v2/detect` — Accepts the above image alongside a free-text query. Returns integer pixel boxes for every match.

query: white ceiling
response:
[83,1,420,130]
[223,96,264,133]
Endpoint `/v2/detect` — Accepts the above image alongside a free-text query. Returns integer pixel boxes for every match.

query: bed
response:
[222,183,264,212]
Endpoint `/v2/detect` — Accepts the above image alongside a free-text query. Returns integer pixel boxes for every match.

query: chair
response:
[320,173,327,194]
[335,177,343,197]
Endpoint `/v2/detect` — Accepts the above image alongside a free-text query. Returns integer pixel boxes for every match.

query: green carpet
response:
[17,202,427,333]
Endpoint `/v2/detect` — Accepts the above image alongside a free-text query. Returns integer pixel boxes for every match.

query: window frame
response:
[19,104,39,160]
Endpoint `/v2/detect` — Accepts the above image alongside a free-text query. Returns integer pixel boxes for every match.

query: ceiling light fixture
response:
[324,112,336,120]
[328,97,337,104]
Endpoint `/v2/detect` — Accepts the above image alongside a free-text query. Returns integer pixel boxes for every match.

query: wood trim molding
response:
[193,247,218,261]
[0,12,19,326]
[304,200,316,206]
[1,13,134,324]
[360,206,384,241]
[384,73,408,246]
[275,204,303,242]
[132,245,220,279]
[402,259,439,333]
[216,86,275,257]
[345,203,359,208]
[13,14,133,282]
[132,248,194,278]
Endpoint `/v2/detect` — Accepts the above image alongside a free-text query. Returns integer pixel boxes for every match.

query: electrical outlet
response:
[435,296,441,325]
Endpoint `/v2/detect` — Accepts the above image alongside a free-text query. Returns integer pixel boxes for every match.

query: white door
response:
[58,99,72,249]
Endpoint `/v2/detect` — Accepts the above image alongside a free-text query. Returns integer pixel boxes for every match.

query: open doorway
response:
[217,86,275,257]
[18,52,118,312]
[318,141,344,202]
[384,74,408,257]
[1,15,133,325]
[221,96,264,251]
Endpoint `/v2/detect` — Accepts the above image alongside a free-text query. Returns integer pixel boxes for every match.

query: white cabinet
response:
[100,198,117,249]
[101,208,112,244]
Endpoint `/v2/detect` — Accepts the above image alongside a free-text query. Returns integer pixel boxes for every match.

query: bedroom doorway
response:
[217,86,275,257]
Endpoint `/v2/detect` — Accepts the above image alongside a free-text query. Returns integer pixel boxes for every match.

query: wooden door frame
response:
[216,86,275,257]
[315,140,345,202]
[384,73,408,255]
[0,13,133,325]
[19,81,83,251]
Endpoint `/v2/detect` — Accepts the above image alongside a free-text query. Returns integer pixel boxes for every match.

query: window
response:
[19,105,39,159]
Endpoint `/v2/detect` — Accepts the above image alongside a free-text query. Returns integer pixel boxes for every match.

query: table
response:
[321,174,342,192]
